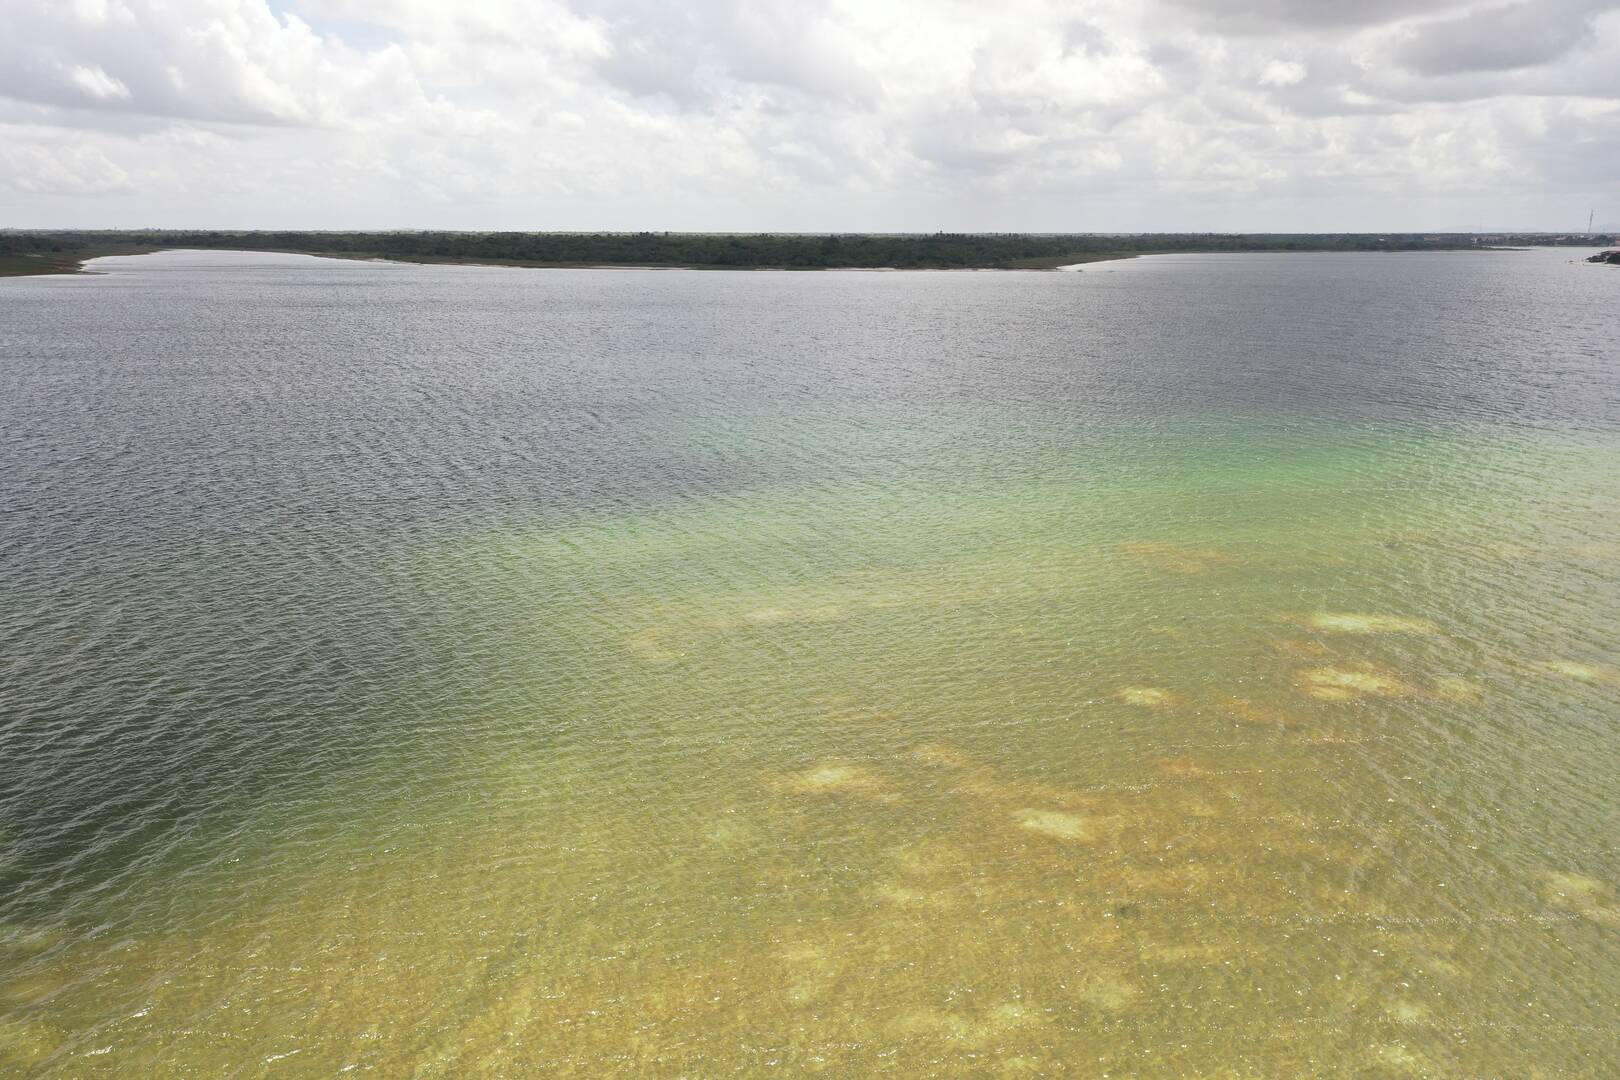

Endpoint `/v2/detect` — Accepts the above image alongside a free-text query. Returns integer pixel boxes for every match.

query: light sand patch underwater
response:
[1540,660,1619,683]
[1113,685,1183,708]
[780,761,893,797]
[1295,665,1422,702]
[617,578,995,665]
[1015,808,1097,842]
[1539,872,1620,926]
[1298,612,1442,635]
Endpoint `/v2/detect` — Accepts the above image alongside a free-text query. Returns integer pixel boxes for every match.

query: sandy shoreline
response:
[6,247,1146,278]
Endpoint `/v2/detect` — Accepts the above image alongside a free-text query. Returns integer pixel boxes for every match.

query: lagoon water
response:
[1,249,1618,1076]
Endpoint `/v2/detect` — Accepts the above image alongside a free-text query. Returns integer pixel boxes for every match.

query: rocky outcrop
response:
[1587,250,1620,264]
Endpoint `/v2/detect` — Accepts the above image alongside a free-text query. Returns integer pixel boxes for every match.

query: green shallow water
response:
[2,251,1619,1076]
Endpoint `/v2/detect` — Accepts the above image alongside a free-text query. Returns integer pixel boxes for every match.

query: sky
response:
[1,0,1617,232]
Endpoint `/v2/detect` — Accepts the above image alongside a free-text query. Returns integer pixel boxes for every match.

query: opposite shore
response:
[4,230,1616,278]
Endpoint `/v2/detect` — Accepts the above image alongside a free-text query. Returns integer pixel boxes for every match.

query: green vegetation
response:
[0,243,158,277]
[3,229,1615,276]
[0,251,104,277]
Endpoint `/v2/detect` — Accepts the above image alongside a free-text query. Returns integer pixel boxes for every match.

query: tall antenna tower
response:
[1588,209,1595,235]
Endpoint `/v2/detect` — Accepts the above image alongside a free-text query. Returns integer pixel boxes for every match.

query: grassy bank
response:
[0,247,158,277]
[0,252,94,277]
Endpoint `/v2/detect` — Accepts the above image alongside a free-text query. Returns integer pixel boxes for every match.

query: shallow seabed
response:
[2,250,1618,1077]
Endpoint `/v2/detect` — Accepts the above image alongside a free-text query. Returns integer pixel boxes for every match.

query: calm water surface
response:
[1,249,1618,1076]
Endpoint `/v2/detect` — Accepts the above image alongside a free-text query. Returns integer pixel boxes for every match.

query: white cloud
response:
[0,0,428,125]
[0,0,1616,230]
[67,64,131,101]
[0,133,133,195]
[1259,59,1307,86]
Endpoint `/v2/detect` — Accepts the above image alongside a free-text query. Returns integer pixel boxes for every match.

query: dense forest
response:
[3,229,1616,274]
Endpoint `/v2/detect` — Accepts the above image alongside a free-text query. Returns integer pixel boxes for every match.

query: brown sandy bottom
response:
[5,724,1614,1079]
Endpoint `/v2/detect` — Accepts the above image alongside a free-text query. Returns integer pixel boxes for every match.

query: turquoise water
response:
[1,249,1617,1076]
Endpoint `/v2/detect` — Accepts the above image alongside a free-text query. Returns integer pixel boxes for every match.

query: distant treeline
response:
[3,229,1616,271]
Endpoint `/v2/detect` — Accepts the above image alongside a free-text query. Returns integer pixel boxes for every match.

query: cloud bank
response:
[1,0,1616,230]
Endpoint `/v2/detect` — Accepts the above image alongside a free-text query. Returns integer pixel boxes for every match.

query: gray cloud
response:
[1395,0,1618,75]
[1162,0,1466,33]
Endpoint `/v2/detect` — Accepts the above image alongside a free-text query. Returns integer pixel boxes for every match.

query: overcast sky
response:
[2,0,1617,231]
